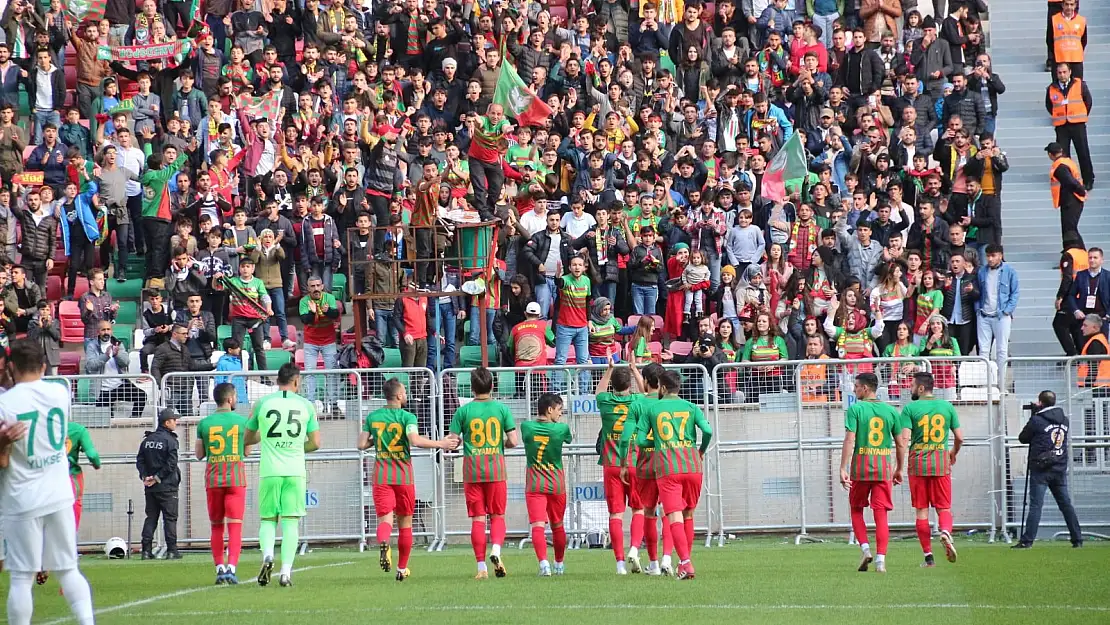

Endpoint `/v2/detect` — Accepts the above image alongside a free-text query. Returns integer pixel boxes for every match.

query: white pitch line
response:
[99,602,1110,617]
[40,561,355,625]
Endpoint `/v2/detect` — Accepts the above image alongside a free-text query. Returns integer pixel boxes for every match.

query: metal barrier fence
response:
[713,356,1000,544]
[1003,356,1110,542]
[56,356,1110,551]
[436,363,715,550]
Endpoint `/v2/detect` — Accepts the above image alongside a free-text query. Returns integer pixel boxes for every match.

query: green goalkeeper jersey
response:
[247,390,319,478]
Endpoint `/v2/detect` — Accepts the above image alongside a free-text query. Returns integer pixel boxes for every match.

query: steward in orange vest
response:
[1051,1,1086,77]
[1077,315,1110,388]
[1045,65,1094,190]
[1046,0,1081,70]
[1046,142,1088,250]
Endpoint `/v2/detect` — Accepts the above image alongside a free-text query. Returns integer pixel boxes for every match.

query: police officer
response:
[136,407,182,560]
[1013,390,1084,549]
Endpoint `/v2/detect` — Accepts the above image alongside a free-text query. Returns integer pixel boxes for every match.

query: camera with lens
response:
[1022,402,1039,413]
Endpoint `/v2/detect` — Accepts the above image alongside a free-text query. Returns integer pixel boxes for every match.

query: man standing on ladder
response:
[1045,64,1094,190]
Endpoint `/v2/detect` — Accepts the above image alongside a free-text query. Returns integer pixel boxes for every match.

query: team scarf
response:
[97,37,195,64]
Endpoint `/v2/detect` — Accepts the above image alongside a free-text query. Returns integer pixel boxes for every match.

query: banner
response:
[761,130,807,202]
[66,0,106,24]
[107,100,135,116]
[12,172,44,186]
[96,37,194,63]
[236,91,282,122]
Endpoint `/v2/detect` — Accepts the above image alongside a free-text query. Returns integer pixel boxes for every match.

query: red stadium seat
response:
[58,351,81,375]
[64,65,76,91]
[669,341,693,356]
[549,5,569,24]
[59,300,84,344]
[46,275,62,301]
[72,276,89,300]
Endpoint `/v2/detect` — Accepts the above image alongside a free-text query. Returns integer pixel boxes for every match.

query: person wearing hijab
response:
[587,297,633,364]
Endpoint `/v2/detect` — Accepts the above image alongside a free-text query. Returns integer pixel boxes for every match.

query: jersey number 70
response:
[17,408,65,458]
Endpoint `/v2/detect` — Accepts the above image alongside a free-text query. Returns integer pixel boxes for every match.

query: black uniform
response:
[1016,405,1084,547]
[136,423,181,557]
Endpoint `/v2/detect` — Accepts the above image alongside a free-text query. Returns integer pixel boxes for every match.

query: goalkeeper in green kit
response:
[245,363,321,588]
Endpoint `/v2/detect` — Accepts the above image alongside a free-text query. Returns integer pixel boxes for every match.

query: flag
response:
[492,62,552,128]
[97,37,195,63]
[66,0,106,23]
[761,131,808,202]
[107,100,135,116]
[237,91,283,121]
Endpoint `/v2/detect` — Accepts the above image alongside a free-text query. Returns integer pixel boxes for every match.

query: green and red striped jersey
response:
[521,419,572,494]
[197,410,249,488]
[844,399,903,482]
[449,399,517,483]
[618,395,658,479]
[362,407,419,485]
[900,397,961,477]
[640,396,713,477]
[596,391,639,467]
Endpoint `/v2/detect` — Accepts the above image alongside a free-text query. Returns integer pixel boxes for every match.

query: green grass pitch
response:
[3,539,1108,625]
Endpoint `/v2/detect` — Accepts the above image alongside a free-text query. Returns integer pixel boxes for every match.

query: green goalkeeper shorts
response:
[258,476,307,519]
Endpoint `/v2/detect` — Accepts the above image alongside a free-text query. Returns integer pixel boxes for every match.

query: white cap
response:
[526,302,542,316]
[443,58,457,69]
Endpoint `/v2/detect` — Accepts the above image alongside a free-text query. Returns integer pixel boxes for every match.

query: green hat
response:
[672,242,690,252]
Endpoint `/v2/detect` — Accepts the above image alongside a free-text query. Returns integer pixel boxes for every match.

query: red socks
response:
[211,523,225,566]
[609,518,625,561]
[471,520,487,562]
[376,522,391,545]
[630,514,645,552]
[937,510,954,533]
[850,508,869,546]
[490,516,507,547]
[916,518,932,555]
[644,517,659,561]
[684,517,695,551]
[669,521,690,562]
[874,508,890,555]
[227,522,242,566]
[552,525,567,563]
[398,527,413,570]
[531,527,548,562]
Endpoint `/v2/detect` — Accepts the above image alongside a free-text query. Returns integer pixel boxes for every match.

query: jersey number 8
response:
[867,417,885,447]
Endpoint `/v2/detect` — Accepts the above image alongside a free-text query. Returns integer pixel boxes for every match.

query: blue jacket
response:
[59,182,101,255]
[976,262,1020,316]
[214,353,249,405]
[1064,268,1110,316]
[743,104,794,142]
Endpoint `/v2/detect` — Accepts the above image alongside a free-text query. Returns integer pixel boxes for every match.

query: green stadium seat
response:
[217,325,233,344]
[459,345,497,368]
[115,301,138,325]
[77,378,95,404]
[263,350,292,370]
[112,323,134,351]
[332,273,348,302]
[107,278,144,301]
[381,348,402,368]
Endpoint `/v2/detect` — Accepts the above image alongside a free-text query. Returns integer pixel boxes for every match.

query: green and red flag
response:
[236,91,283,122]
[66,0,106,24]
[761,130,808,202]
[492,61,552,128]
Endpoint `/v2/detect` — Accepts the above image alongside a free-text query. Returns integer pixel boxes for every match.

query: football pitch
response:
[3,539,1107,625]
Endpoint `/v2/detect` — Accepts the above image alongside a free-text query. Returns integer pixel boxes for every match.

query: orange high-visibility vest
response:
[1050,157,1087,208]
[1078,333,1110,387]
[1049,79,1089,126]
[1053,13,1086,63]
[1066,247,1090,275]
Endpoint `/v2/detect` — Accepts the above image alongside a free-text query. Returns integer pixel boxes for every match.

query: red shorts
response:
[636,475,660,513]
[848,480,894,511]
[464,481,507,517]
[525,492,567,526]
[909,475,952,510]
[603,466,643,513]
[373,483,416,517]
[206,486,247,522]
[657,473,702,515]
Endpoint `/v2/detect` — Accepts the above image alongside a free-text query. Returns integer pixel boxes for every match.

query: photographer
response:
[672,318,729,402]
[1013,390,1084,549]
[136,408,182,560]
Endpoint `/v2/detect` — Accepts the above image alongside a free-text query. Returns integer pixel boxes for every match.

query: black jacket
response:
[571,226,629,284]
[628,243,665,285]
[836,48,884,96]
[151,339,213,382]
[966,192,1002,246]
[941,271,980,322]
[522,229,575,286]
[136,425,180,492]
[1019,406,1071,472]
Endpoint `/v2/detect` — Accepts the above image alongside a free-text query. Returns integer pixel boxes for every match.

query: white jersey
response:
[0,380,74,520]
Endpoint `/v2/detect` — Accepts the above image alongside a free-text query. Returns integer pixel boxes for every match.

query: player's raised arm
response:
[596,359,616,395]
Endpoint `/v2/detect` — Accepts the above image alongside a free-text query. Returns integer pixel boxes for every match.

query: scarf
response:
[589,297,612,326]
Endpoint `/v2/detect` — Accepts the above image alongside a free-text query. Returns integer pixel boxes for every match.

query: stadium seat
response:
[669,341,693,356]
[59,300,84,343]
[294,349,325,369]
[332,273,348,301]
[263,349,293,370]
[460,344,497,367]
[46,275,62,301]
[958,360,998,388]
[112,323,134,351]
[58,351,81,375]
[72,276,90,300]
[115,300,138,325]
[382,348,403,368]
[217,324,233,344]
[341,329,356,345]
[107,278,144,301]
